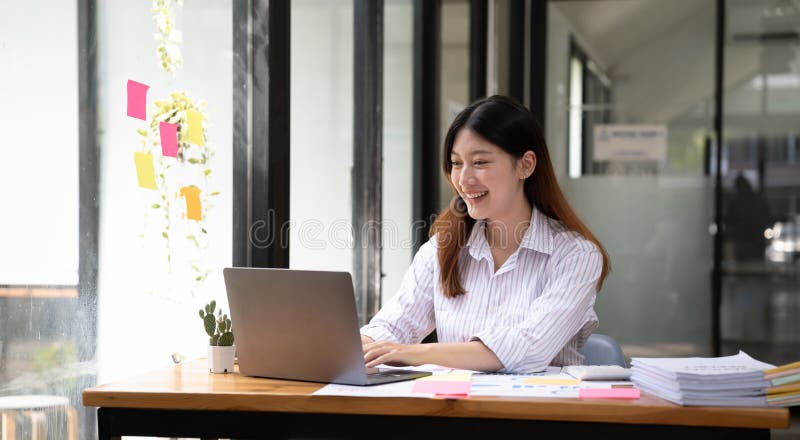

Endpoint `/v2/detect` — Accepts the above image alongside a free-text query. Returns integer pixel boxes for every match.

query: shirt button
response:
[489,306,497,314]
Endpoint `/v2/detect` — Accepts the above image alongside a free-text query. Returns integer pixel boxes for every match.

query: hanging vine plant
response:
[152,0,183,75]
[137,91,219,286]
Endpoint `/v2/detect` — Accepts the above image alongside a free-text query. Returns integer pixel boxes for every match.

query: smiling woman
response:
[360,95,611,374]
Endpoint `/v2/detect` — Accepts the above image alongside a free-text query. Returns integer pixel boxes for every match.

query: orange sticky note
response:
[127,79,149,120]
[159,121,179,157]
[186,109,204,146]
[133,152,157,189]
[180,186,202,220]
[579,388,640,399]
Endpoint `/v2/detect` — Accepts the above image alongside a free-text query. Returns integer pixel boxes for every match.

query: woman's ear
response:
[518,151,537,179]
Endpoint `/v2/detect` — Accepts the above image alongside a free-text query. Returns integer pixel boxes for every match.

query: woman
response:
[361,95,610,373]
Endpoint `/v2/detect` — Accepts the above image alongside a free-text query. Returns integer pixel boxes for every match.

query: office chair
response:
[579,334,627,367]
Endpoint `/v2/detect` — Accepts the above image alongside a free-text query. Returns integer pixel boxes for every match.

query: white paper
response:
[631,351,774,379]
[313,380,434,398]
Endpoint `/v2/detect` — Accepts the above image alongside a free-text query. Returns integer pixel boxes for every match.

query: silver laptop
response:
[223,267,431,386]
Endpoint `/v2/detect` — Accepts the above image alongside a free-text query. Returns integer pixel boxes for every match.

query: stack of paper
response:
[632,351,800,407]
[765,361,800,407]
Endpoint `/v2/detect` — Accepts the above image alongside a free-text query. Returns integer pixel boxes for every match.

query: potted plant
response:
[198,300,235,373]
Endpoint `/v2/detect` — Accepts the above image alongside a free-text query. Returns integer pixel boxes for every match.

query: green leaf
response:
[187,158,200,164]
[162,232,169,238]
[210,192,220,196]
[151,204,161,209]
[201,228,208,234]
[204,169,211,176]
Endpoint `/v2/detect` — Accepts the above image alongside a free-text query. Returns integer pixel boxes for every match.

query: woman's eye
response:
[451,161,462,167]
[474,161,487,166]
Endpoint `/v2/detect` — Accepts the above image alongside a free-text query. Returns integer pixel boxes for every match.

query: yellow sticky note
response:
[420,371,473,382]
[180,186,202,220]
[134,152,157,189]
[523,377,581,385]
[186,109,204,146]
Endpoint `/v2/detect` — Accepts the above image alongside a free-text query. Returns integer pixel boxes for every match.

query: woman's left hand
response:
[363,340,430,368]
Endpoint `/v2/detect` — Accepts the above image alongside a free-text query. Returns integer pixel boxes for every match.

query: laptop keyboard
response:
[368,369,419,378]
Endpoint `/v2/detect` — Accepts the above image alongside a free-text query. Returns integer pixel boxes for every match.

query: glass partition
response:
[383,0,415,303]
[439,0,471,210]
[720,0,800,365]
[2,1,237,437]
[0,3,83,437]
[547,0,717,358]
[290,0,355,274]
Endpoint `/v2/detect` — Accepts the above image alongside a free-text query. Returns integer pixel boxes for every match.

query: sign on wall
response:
[593,124,667,161]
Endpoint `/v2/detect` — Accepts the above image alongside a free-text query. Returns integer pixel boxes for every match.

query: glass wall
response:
[0,1,84,437]
[2,0,236,437]
[383,0,415,303]
[547,0,717,357]
[720,0,800,365]
[95,0,234,385]
[290,0,354,274]
[440,0,471,210]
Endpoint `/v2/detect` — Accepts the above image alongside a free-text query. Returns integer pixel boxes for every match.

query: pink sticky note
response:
[579,388,640,399]
[127,79,149,120]
[159,121,179,157]
[412,380,471,395]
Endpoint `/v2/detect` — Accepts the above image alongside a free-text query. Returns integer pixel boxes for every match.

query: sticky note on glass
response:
[579,388,640,399]
[127,79,149,120]
[186,109,204,146]
[159,121,179,157]
[412,380,471,395]
[180,186,202,221]
[133,152,157,189]
[524,377,581,385]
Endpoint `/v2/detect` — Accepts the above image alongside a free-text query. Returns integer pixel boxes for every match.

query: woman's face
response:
[450,128,532,221]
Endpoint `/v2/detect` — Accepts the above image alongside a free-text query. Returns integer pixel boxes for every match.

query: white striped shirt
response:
[360,206,602,373]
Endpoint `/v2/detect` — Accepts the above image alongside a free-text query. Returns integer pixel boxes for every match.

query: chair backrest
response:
[578,333,627,367]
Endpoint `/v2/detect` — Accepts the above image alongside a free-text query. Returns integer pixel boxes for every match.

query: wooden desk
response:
[82,360,790,439]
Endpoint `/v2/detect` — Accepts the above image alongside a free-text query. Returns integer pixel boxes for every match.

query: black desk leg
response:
[96,408,121,440]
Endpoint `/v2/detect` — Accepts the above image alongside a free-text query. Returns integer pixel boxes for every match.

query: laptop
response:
[223,267,431,386]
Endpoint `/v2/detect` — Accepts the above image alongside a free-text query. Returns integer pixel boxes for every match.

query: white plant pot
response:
[208,345,236,373]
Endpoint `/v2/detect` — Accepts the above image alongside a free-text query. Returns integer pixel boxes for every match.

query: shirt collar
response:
[466,205,555,261]
[520,205,555,255]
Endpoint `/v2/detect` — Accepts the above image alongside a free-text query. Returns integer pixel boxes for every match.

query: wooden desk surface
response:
[82,360,790,430]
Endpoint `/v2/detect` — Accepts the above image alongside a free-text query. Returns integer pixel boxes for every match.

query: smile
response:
[463,191,487,200]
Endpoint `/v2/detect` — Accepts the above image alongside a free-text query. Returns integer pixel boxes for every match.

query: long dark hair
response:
[430,95,611,297]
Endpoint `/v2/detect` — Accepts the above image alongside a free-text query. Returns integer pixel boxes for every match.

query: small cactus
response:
[198,300,234,346]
